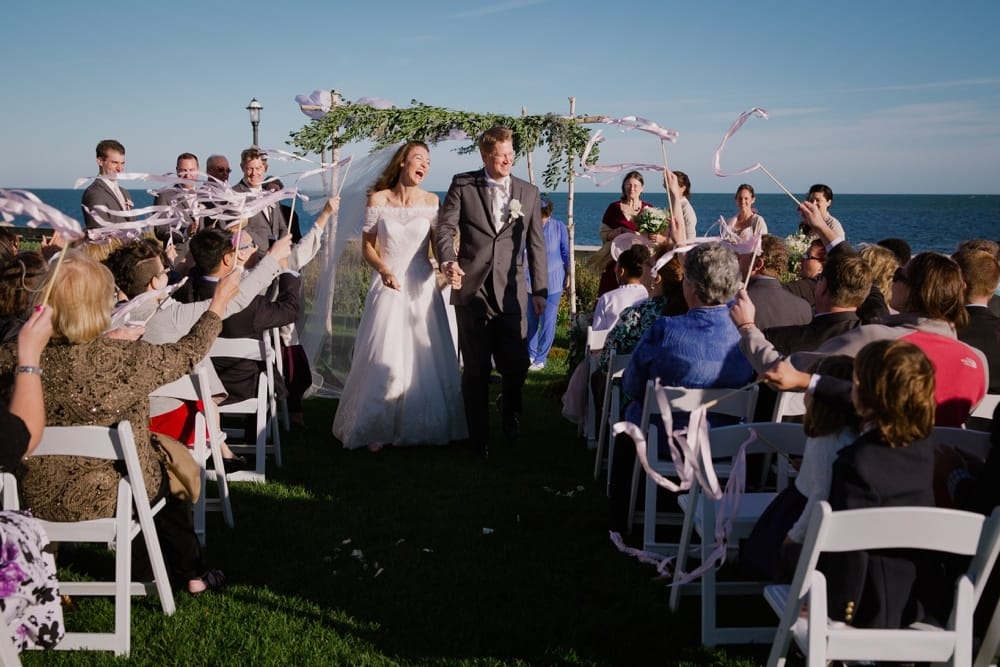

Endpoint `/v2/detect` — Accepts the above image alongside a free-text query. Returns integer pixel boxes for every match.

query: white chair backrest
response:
[209,336,264,361]
[585,326,609,354]
[771,390,807,422]
[767,501,1000,667]
[971,393,1000,420]
[639,381,759,433]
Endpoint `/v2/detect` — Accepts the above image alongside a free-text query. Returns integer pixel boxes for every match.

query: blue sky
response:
[3,0,999,194]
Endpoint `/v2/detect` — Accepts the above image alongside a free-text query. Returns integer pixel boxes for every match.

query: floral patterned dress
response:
[0,510,63,651]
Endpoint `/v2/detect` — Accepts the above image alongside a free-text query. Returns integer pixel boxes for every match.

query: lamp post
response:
[246,98,263,147]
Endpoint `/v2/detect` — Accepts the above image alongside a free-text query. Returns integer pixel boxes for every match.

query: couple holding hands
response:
[333,126,548,457]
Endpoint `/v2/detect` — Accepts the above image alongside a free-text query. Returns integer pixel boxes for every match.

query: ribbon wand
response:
[660,141,680,240]
[758,165,800,207]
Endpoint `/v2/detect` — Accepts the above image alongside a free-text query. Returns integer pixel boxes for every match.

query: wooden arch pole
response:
[566,97,577,316]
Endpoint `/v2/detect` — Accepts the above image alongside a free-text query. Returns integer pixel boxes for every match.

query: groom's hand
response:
[531,295,547,316]
[442,261,464,289]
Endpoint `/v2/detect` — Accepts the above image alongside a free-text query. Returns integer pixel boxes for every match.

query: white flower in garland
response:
[508,198,523,221]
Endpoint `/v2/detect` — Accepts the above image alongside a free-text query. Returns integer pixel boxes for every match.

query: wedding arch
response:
[289,94,602,397]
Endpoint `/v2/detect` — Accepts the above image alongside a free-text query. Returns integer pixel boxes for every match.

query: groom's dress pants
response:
[454,305,529,445]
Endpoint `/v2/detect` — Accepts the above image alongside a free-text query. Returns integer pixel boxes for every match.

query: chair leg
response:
[670,490,697,612]
[627,458,641,535]
[115,507,132,656]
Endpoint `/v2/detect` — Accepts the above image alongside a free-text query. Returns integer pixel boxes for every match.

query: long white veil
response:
[298,143,402,398]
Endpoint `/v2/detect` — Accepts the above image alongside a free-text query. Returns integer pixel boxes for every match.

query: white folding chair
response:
[583,326,610,450]
[669,422,808,646]
[771,390,807,422]
[593,350,632,487]
[150,366,235,544]
[968,392,1000,431]
[10,422,176,656]
[627,381,759,545]
[209,336,283,482]
[765,502,1000,667]
[267,327,290,432]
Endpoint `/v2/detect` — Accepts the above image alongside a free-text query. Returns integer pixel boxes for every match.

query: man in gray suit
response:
[81,139,133,228]
[436,126,547,455]
[232,147,287,250]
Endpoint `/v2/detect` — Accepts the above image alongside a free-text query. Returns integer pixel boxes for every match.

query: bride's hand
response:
[380,270,400,290]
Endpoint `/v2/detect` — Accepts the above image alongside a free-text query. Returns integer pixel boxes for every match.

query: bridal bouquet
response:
[634,206,669,234]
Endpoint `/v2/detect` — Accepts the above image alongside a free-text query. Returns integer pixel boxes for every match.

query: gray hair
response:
[683,242,741,305]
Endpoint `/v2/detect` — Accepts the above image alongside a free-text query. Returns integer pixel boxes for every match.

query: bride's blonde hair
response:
[370,141,429,193]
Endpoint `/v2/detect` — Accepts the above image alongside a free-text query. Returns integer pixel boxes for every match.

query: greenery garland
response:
[288,98,598,191]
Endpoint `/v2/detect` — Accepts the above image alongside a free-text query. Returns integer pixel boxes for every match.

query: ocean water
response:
[12,188,1000,254]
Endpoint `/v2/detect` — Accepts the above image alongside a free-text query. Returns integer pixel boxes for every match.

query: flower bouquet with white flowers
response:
[784,231,811,275]
[634,206,669,234]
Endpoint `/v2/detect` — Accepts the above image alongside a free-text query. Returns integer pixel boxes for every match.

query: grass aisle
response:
[30,362,770,666]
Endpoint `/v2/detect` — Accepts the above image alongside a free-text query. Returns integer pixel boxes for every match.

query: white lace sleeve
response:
[362,207,379,233]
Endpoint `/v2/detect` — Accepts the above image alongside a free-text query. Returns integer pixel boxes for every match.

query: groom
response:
[436,126,548,455]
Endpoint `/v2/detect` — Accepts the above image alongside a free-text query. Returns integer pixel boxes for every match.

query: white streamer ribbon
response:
[0,188,85,240]
[713,107,769,177]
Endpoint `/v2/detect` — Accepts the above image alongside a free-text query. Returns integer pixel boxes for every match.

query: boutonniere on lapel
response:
[508,199,523,222]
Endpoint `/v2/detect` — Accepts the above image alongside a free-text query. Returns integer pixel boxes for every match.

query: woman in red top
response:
[595,171,653,295]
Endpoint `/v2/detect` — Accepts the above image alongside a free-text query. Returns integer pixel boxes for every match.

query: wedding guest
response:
[0,229,18,265]
[593,172,653,296]
[957,239,1000,317]
[743,235,812,330]
[179,228,299,405]
[952,248,1000,392]
[81,139,133,228]
[800,184,845,239]
[436,127,546,452]
[740,355,858,582]
[205,154,232,185]
[725,183,767,241]
[876,237,911,267]
[104,235,288,467]
[526,194,569,371]
[598,245,687,375]
[663,170,697,242]
[335,141,466,451]
[591,245,650,332]
[784,238,826,306]
[823,339,941,629]
[761,251,869,356]
[0,304,65,653]
[609,242,753,531]
[3,250,235,594]
[153,152,201,244]
[0,251,47,344]
[740,250,988,427]
[858,243,900,315]
[233,147,288,251]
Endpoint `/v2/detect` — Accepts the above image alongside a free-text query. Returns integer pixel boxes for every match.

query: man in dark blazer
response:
[763,251,869,356]
[743,234,812,330]
[178,227,299,403]
[435,126,547,454]
[953,248,1000,393]
[232,148,288,251]
[81,139,133,228]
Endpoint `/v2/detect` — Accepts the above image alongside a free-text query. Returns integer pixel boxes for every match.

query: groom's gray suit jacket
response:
[435,169,548,323]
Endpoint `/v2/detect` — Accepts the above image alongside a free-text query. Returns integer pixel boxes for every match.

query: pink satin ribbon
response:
[712,107,769,177]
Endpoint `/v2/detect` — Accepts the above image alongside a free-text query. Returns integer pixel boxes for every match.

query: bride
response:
[332,141,467,450]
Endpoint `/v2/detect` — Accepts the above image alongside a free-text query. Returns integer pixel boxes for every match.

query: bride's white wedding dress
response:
[332,205,468,449]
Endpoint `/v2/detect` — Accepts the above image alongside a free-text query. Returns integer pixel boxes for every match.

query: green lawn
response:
[26,356,773,666]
